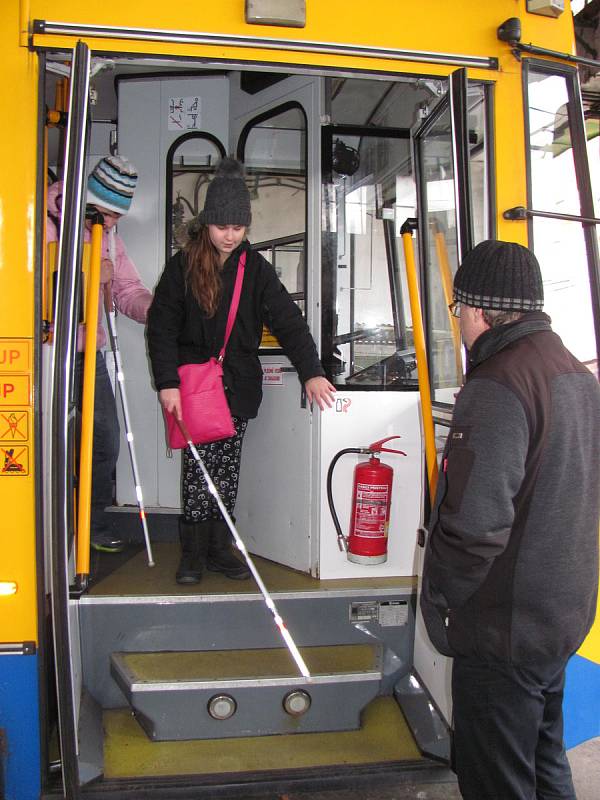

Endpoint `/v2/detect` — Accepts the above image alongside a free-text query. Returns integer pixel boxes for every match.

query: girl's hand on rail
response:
[159,388,182,420]
[305,376,336,411]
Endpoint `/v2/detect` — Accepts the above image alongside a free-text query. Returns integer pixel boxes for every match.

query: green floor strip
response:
[103,696,421,778]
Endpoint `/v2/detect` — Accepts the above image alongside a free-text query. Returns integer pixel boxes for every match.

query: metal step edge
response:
[125,672,383,692]
[81,586,414,605]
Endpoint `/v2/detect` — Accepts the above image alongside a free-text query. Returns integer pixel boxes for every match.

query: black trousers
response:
[452,656,576,800]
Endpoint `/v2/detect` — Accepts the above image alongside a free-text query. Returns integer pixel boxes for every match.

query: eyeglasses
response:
[448,301,461,318]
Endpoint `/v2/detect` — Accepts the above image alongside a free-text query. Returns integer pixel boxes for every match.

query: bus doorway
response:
[43,50,488,794]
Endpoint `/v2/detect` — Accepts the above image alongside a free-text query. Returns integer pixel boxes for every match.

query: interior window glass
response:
[167,134,225,260]
[241,104,307,347]
[322,132,417,389]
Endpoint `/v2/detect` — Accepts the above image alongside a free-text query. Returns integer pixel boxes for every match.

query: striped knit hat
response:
[87,155,138,215]
[453,240,544,312]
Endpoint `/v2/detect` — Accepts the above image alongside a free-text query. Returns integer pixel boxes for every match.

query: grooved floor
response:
[103,696,421,778]
[88,543,416,597]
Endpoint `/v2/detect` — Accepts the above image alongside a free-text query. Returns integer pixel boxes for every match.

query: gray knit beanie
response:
[453,240,544,312]
[198,157,252,226]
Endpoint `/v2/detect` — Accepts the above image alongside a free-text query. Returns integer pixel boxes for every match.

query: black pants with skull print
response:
[182,416,248,523]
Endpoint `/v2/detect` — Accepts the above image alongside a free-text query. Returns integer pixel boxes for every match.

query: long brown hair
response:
[184,225,222,317]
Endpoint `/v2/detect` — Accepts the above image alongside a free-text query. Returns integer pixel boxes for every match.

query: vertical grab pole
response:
[76,214,103,580]
[401,220,439,500]
[433,221,463,382]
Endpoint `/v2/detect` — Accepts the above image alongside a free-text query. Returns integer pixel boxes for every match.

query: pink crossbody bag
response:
[165,251,246,449]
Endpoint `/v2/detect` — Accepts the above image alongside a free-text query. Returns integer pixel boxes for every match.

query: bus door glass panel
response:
[468,84,492,246]
[166,133,225,261]
[418,105,463,403]
[321,129,417,389]
[526,66,598,374]
[242,104,307,349]
[413,73,488,407]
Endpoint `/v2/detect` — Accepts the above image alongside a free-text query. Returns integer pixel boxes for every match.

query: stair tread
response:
[113,644,380,682]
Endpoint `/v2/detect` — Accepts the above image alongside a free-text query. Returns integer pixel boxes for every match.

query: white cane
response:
[103,283,155,568]
[104,228,154,566]
[175,417,311,679]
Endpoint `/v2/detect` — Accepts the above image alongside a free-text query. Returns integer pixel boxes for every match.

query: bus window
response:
[526,64,598,375]
[166,132,226,261]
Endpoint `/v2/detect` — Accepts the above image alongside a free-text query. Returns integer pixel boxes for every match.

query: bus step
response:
[110,643,382,741]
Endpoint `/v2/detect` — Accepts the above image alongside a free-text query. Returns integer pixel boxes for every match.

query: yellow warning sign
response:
[0,375,31,406]
[0,339,31,372]
[0,411,29,442]
[1,444,29,476]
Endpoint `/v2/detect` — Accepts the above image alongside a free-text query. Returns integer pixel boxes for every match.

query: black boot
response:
[207,520,251,580]
[176,519,209,585]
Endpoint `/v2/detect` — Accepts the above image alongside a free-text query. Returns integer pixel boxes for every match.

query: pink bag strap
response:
[218,250,246,362]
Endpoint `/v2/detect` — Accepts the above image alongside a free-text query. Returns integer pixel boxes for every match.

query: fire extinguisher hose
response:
[327,447,370,552]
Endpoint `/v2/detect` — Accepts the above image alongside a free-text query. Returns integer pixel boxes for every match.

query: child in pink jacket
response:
[47,156,152,553]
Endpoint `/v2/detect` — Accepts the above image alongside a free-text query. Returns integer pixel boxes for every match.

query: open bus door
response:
[396,68,475,758]
[46,41,95,798]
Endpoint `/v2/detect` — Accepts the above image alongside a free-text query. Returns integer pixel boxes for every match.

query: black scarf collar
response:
[467,312,552,371]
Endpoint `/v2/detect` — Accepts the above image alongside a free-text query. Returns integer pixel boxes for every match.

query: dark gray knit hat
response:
[198,157,252,226]
[453,240,544,311]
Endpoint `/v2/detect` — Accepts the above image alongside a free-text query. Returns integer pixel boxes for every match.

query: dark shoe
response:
[207,520,251,580]
[176,519,209,585]
[91,532,125,554]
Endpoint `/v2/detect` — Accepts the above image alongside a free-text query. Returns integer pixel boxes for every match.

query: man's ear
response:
[475,307,491,330]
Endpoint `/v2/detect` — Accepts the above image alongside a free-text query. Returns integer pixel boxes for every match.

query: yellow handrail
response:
[401,228,439,500]
[433,224,463,383]
[76,219,103,578]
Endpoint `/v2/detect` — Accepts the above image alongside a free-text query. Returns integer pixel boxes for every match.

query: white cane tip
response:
[147,560,155,568]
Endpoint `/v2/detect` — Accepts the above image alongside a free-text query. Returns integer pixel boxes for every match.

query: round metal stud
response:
[207,694,237,720]
[283,689,311,717]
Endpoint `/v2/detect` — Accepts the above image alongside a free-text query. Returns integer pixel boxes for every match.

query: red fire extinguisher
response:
[327,436,406,565]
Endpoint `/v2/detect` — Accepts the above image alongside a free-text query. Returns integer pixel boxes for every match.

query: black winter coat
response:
[147,241,325,419]
[421,313,600,665]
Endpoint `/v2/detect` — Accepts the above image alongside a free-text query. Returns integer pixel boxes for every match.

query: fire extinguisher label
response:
[354,482,389,538]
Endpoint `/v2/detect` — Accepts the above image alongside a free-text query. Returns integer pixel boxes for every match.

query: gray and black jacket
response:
[421,312,600,664]
[147,241,325,419]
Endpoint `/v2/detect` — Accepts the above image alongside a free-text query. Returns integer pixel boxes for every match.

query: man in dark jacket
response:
[421,240,600,800]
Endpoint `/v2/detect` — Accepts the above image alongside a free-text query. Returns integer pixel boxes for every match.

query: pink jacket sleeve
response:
[111,234,153,323]
[47,215,59,243]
